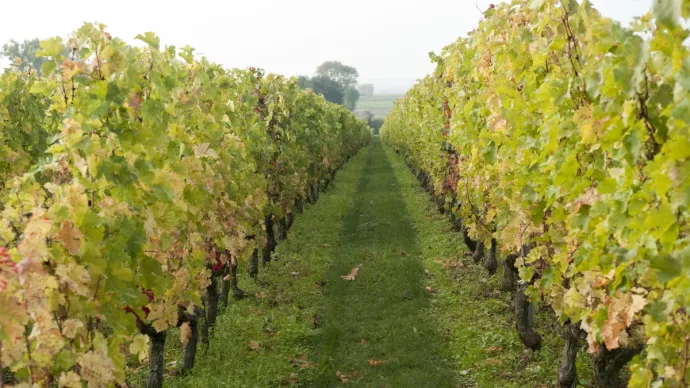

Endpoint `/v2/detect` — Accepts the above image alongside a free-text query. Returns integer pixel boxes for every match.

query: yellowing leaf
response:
[180,322,192,346]
[55,220,82,255]
[58,371,82,388]
[77,351,115,387]
[129,334,149,362]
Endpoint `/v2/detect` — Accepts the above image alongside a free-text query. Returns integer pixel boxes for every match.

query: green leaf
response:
[36,37,64,58]
[650,254,681,283]
[652,0,682,27]
[135,32,160,49]
[41,60,57,76]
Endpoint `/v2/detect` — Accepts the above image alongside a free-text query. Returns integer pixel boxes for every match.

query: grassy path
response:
[160,137,590,387]
[305,138,457,387]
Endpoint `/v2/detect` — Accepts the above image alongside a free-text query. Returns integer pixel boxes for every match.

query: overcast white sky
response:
[0,0,652,94]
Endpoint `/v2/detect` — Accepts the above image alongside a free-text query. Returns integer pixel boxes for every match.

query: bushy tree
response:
[1,39,46,72]
[299,61,360,111]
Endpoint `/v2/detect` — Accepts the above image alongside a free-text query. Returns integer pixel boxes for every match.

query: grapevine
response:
[382,1,690,386]
[0,23,370,387]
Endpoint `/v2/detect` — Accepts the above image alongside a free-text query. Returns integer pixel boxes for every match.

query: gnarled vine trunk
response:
[202,276,219,346]
[146,329,167,388]
[278,217,288,240]
[483,238,498,275]
[262,215,276,263]
[558,322,583,388]
[500,253,519,292]
[247,247,259,281]
[592,344,643,388]
[515,283,541,350]
[472,241,485,263]
[181,315,200,372]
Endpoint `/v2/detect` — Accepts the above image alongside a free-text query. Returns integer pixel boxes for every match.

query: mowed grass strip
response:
[306,138,458,387]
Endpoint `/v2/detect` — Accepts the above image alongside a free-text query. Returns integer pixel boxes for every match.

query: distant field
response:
[355,95,404,119]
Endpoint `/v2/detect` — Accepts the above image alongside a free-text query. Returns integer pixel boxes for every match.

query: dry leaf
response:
[55,220,82,255]
[368,359,388,366]
[255,292,267,299]
[336,371,348,382]
[249,340,260,351]
[180,322,192,346]
[341,265,360,281]
[360,339,368,345]
[485,346,504,354]
[351,371,361,378]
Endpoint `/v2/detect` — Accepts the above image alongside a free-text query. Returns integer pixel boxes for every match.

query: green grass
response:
[304,137,458,387]
[135,137,594,387]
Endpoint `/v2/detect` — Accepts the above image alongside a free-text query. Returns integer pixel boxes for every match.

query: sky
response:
[1,0,653,94]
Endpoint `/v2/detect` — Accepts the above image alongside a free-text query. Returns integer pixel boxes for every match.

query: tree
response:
[344,87,359,111]
[299,61,361,110]
[1,39,45,72]
[298,74,345,105]
[316,61,358,90]
[358,84,374,97]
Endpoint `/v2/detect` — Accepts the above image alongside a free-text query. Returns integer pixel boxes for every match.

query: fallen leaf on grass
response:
[425,286,437,294]
[360,339,368,345]
[336,371,348,382]
[341,265,361,281]
[351,371,361,378]
[289,354,313,370]
[368,360,388,366]
[482,358,503,366]
[255,291,267,299]
[249,340,260,351]
[485,346,504,354]
[434,258,465,270]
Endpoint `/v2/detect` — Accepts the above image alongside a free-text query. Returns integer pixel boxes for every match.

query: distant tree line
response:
[358,83,374,97]
[298,61,361,111]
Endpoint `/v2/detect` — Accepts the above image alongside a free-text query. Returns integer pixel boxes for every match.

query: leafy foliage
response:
[1,39,47,73]
[382,0,690,385]
[0,23,369,386]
